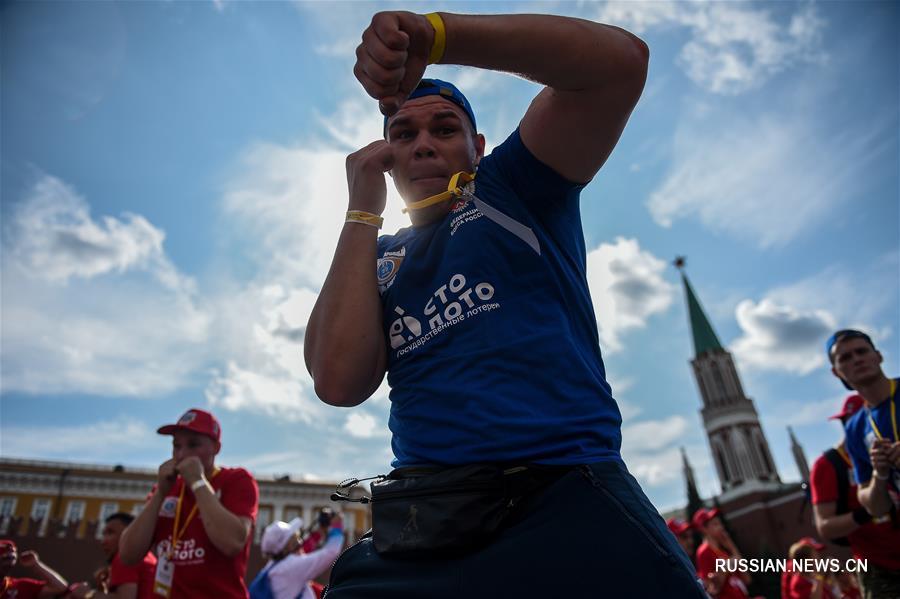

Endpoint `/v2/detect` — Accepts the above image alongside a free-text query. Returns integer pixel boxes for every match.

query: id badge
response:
[153,552,175,597]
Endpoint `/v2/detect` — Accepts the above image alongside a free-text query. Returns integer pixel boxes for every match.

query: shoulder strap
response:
[822,448,851,547]
[823,448,849,514]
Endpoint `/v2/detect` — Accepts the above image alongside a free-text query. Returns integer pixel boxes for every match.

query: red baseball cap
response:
[829,394,864,421]
[692,507,721,529]
[0,539,15,554]
[793,537,825,551]
[157,408,221,443]
[666,518,692,536]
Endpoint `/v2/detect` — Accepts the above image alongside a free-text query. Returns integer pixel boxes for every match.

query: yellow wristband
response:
[346,210,383,229]
[424,13,446,65]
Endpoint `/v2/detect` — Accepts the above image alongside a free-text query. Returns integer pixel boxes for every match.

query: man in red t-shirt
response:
[70,512,157,599]
[119,408,259,598]
[693,508,751,599]
[810,393,900,597]
[1,541,69,599]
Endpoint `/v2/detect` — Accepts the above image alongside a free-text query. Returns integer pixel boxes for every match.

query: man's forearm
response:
[816,512,861,540]
[857,478,892,516]
[305,224,386,406]
[439,13,647,92]
[119,493,163,564]
[31,559,68,593]
[193,484,251,557]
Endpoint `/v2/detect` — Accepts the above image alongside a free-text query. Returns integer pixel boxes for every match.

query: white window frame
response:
[31,498,52,536]
[256,506,273,543]
[0,497,17,518]
[0,497,17,534]
[64,500,86,525]
[96,502,119,539]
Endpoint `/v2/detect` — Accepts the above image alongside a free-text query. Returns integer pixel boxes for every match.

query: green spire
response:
[674,258,723,357]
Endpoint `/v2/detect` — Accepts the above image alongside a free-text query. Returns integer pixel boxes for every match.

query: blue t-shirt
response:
[844,378,899,494]
[375,129,622,467]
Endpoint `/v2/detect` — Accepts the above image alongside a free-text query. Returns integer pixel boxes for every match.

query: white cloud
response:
[647,108,891,248]
[622,415,689,453]
[764,394,848,428]
[765,258,898,337]
[731,299,836,375]
[595,1,826,94]
[586,237,675,353]
[727,256,897,375]
[343,412,389,439]
[1,419,155,460]
[7,174,189,291]
[1,174,211,396]
[619,425,714,494]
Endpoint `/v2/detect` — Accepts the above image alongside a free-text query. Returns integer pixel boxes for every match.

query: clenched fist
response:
[176,456,205,486]
[157,458,178,496]
[346,140,395,215]
[354,11,434,116]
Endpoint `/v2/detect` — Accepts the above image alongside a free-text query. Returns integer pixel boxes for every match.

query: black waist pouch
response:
[370,464,513,557]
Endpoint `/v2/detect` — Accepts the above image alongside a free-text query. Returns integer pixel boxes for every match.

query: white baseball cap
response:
[261,517,304,555]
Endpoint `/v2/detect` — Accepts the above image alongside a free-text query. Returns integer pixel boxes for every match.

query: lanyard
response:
[169,468,219,557]
[402,171,475,213]
[867,379,898,442]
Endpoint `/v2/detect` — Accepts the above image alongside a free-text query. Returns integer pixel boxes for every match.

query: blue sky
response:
[1,1,897,513]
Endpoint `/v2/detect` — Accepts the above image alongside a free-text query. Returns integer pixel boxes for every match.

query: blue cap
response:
[383,78,477,137]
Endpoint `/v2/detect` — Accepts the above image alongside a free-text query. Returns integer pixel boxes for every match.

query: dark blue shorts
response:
[324,460,707,598]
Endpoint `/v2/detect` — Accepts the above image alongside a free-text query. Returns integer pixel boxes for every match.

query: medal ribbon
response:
[169,467,220,558]
[867,379,898,442]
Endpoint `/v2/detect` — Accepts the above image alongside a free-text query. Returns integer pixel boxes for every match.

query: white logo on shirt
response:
[389,273,499,357]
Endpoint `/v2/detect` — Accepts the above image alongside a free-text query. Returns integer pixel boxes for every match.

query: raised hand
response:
[354,11,434,116]
[175,456,205,486]
[345,140,395,215]
[157,458,179,496]
[18,549,39,568]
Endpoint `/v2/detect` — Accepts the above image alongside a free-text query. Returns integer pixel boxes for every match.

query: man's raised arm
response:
[358,12,649,184]
[304,141,390,407]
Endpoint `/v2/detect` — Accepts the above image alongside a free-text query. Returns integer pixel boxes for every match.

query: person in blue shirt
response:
[827,328,900,597]
[305,10,704,598]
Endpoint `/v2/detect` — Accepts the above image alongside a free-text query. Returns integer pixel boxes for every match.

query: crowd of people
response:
[664,329,899,599]
[2,408,342,599]
[3,5,898,598]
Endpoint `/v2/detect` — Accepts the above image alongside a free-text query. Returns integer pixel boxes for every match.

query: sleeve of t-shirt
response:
[844,416,873,485]
[108,555,141,588]
[480,128,586,213]
[220,468,259,521]
[810,456,838,504]
[9,578,46,598]
[273,529,345,591]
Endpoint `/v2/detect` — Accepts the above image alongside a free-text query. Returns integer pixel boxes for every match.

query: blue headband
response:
[383,78,477,137]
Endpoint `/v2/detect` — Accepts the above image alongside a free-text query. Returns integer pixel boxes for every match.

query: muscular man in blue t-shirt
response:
[306,10,704,598]
[827,329,900,597]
